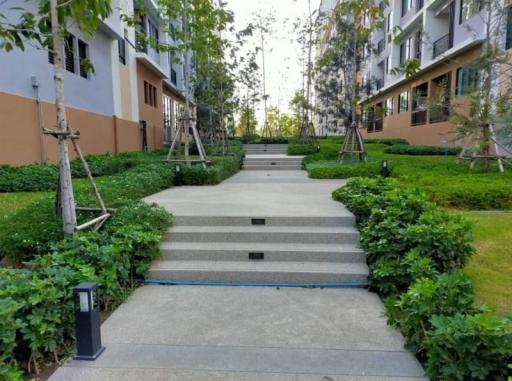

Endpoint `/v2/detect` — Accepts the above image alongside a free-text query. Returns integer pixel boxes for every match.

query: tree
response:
[236,102,258,137]
[0,0,112,234]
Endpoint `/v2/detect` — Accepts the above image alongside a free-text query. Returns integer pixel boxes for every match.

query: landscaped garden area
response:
[297,137,512,379]
[0,146,244,379]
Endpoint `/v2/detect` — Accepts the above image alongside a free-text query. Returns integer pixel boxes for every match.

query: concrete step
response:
[244,150,288,155]
[160,241,365,262]
[172,215,355,227]
[243,160,303,166]
[243,164,303,171]
[147,260,369,285]
[244,157,302,163]
[165,225,360,244]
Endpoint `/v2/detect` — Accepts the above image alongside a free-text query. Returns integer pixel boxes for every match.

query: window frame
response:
[398,91,409,113]
[455,65,479,96]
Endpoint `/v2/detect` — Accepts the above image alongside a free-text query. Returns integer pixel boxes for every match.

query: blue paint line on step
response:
[142,278,369,288]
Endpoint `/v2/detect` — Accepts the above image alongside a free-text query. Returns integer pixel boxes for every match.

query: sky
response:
[225,0,321,124]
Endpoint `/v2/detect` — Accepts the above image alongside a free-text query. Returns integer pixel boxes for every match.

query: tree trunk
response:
[50,0,77,235]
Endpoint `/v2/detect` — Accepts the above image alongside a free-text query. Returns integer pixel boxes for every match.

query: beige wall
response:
[119,64,133,120]
[362,47,481,146]
[0,91,141,166]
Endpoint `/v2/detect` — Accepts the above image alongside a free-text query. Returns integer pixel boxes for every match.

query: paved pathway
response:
[50,158,427,380]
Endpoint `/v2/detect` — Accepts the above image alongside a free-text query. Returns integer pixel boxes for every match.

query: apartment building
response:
[0,0,189,165]
[315,0,347,136]
[361,0,511,145]
[315,0,511,146]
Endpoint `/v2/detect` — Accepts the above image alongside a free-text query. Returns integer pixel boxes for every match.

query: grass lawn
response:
[463,211,512,316]
[0,192,50,218]
[306,138,512,209]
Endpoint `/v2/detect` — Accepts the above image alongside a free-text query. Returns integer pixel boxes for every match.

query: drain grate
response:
[251,218,266,225]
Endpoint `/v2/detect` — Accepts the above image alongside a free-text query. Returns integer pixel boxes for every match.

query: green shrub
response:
[308,162,381,179]
[288,143,318,156]
[181,155,242,185]
[332,177,396,225]
[370,249,438,296]
[365,138,408,146]
[361,188,429,265]
[425,314,512,380]
[406,208,475,272]
[250,137,289,144]
[385,144,461,156]
[0,363,23,381]
[385,272,479,355]
[0,201,172,375]
[0,164,58,192]
[70,153,140,177]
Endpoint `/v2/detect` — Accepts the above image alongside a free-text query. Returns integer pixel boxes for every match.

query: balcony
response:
[432,33,453,59]
[411,109,427,126]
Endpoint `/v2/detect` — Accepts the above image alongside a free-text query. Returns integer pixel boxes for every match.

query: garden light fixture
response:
[381,160,390,178]
[74,282,105,361]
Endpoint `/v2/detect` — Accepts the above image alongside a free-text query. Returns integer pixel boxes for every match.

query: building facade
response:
[316,0,511,146]
[0,0,190,165]
[360,0,511,145]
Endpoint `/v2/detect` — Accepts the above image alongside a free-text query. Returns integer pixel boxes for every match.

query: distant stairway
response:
[147,215,368,286]
[242,144,303,171]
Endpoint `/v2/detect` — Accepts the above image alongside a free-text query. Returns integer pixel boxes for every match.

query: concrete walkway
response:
[50,168,427,380]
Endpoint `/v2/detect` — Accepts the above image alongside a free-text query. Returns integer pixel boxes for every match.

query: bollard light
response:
[381,160,390,178]
[175,163,181,173]
[74,283,105,361]
[174,163,182,185]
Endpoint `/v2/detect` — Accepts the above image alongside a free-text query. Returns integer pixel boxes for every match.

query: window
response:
[375,103,384,132]
[460,0,483,23]
[163,94,173,142]
[386,12,392,32]
[118,38,126,65]
[507,7,512,49]
[171,68,177,85]
[78,39,88,78]
[402,0,413,16]
[456,65,479,95]
[384,97,394,117]
[399,91,409,113]
[65,34,75,73]
[414,30,422,60]
[412,83,428,125]
[144,81,157,107]
[384,56,390,75]
[430,73,451,123]
[400,37,412,63]
[148,19,159,48]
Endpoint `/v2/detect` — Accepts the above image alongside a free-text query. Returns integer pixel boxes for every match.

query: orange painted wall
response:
[136,62,164,150]
[362,47,482,146]
[0,91,141,166]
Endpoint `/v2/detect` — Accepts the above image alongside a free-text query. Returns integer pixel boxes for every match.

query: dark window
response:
[400,37,411,63]
[507,7,512,49]
[375,103,384,132]
[460,0,483,23]
[430,73,451,123]
[399,91,409,113]
[118,38,126,65]
[48,49,54,64]
[456,65,479,95]
[366,107,375,133]
[149,19,159,50]
[78,39,88,78]
[414,30,422,60]
[402,0,413,16]
[412,83,428,126]
[171,68,177,85]
[384,97,394,117]
[65,34,75,73]
[144,81,157,108]
[386,12,392,32]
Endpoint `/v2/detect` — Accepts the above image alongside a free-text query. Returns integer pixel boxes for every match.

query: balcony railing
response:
[432,33,452,59]
[411,109,427,126]
[136,31,148,54]
[429,103,450,123]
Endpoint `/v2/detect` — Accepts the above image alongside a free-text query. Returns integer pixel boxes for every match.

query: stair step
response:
[147,260,369,285]
[173,215,355,227]
[166,225,359,244]
[160,242,366,262]
[243,165,302,171]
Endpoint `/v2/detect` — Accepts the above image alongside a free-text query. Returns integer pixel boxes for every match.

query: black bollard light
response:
[74,283,105,360]
[174,163,182,185]
[381,160,390,178]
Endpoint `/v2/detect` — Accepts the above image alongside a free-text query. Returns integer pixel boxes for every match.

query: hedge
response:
[288,143,319,156]
[0,151,243,378]
[385,144,462,156]
[333,177,512,379]
[308,162,381,179]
